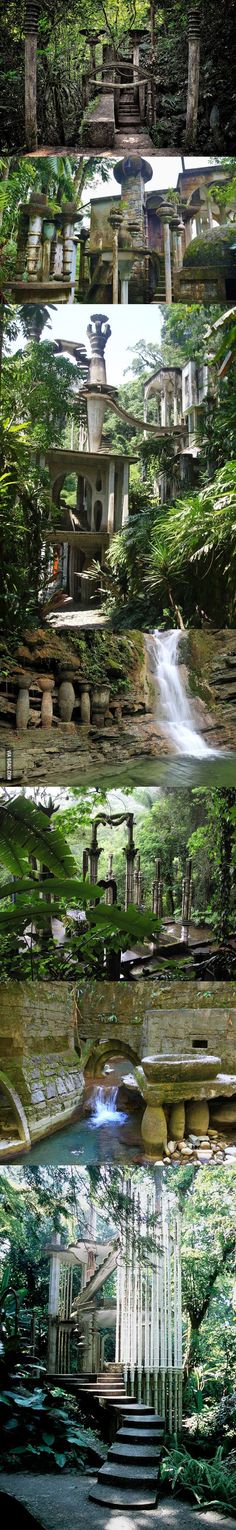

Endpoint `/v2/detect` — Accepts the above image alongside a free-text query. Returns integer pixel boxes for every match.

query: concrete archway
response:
[85,1037,139,1076]
[0,1071,31,1149]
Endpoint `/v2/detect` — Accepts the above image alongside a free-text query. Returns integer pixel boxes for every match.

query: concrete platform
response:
[0,1475,235,1529]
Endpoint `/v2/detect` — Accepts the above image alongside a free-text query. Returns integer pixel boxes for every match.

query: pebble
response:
[167,1141,177,1154]
[196,1150,213,1163]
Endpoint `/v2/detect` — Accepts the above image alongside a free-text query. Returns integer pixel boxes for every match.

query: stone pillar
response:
[62,203,77,280]
[38,676,54,727]
[80,686,91,727]
[48,1235,61,1373]
[161,383,168,429]
[87,313,111,388]
[163,223,172,303]
[16,678,30,733]
[58,678,75,722]
[133,42,140,102]
[87,824,102,884]
[122,461,129,526]
[186,7,201,148]
[121,277,129,303]
[108,459,115,534]
[86,394,106,453]
[124,815,137,907]
[25,2,39,151]
[52,238,63,280]
[113,156,153,247]
[86,314,111,450]
[109,208,122,304]
[26,194,46,278]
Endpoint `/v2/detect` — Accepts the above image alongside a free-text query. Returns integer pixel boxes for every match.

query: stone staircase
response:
[90,1391,165,1508]
[115,80,154,152]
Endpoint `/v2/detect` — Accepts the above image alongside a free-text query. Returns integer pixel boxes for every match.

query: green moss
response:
[184,224,236,271]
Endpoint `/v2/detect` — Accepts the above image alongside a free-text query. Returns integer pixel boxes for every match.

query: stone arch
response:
[85,1037,140,1075]
[0,1071,31,1148]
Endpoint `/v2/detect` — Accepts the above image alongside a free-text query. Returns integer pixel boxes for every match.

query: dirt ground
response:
[0,1474,235,1530]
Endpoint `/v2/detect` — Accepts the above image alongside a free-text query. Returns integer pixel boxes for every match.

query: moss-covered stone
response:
[169,1102,185,1139]
[183,224,236,271]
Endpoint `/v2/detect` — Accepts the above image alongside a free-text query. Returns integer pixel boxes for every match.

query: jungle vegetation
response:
[0,785,235,979]
[1,299,236,636]
[0,1164,235,1512]
[0,1,235,152]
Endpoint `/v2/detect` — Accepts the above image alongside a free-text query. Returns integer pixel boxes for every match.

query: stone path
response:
[0,1476,235,1530]
[47,607,108,628]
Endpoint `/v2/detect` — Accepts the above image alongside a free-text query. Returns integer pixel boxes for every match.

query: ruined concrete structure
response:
[78,981,236,1149]
[9,161,235,306]
[13,193,78,302]
[78,160,233,304]
[42,313,136,609]
[46,1185,182,1435]
[0,983,84,1158]
[144,356,210,499]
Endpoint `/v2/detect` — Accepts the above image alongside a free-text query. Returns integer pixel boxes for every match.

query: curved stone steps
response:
[109,1442,162,1462]
[90,1402,164,1508]
[90,1483,159,1507]
[119,1425,165,1442]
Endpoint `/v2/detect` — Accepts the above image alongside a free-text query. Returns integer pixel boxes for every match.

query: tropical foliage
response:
[0,1,235,150]
[0,785,235,978]
[0,1164,235,1506]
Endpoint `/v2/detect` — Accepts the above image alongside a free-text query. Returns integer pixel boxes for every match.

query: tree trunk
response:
[218,788,235,944]
[25,33,38,149]
[185,10,200,147]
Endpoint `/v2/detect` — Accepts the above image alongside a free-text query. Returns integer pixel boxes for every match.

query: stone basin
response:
[141,1053,220,1082]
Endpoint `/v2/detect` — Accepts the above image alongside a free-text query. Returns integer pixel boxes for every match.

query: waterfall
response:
[153,629,212,757]
[89,1087,127,1128]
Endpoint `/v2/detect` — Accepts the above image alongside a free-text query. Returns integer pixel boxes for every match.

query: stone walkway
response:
[0,1476,235,1530]
[47,607,108,628]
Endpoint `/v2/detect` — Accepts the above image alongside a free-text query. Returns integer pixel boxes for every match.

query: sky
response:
[42,305,163,384]
[82,155,216,206]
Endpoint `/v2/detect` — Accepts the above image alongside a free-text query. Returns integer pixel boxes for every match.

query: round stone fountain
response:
[130,1051,221,1151]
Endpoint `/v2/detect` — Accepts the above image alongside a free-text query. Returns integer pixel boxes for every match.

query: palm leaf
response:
[0,797,76,877]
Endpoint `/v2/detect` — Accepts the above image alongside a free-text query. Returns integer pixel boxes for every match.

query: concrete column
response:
[173,390,179,427]
[27,211,42,277]
[133,42,139,101]
[108,459,115,534]
[121,278,129,303]
[48,1235,61,1373]
[122,462,129,526]
[163,223,172,303]
[186,9,201,147]
[87,394,106,453]
[161,385,168,429]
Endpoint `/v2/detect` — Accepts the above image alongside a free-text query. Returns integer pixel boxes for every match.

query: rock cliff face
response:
[0,630,236,780]
[184,631,236,747]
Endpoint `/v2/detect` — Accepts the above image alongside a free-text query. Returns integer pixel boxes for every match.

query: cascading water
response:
[89,1086,127,1128]
[153,629,212,757]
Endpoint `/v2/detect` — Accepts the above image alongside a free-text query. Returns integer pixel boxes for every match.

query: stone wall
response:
[77,980,236,1073]
[0,982,77,1056]
[0,983,84,1155]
